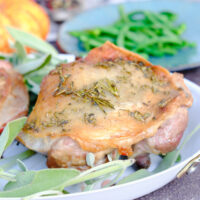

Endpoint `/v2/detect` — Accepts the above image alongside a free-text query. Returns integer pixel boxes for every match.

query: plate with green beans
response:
[58,0,200,71]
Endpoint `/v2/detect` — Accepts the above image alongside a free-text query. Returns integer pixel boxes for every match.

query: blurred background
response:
[1,0,200,72]
[39,0,146,42]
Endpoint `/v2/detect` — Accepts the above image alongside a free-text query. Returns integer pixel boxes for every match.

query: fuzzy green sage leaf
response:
[17,159,28,172]
[0,117,27,157]
[7,26,58,55]
[14,41,26,62]
[0,150,35,171]
[0,159,133,198]
[0,169,16,182]
[15,54,51,75]
[86,153,95,167]
[1,169,80,198]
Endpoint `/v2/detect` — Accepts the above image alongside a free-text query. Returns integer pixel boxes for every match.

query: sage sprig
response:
[0,27,70,95]
[0,169,16,182]
[0,159,134,198]
[0,117,27,157]
[15,54,51,76]
[7,26,58,55]
[16,159,28,172]
[0,150,35,171]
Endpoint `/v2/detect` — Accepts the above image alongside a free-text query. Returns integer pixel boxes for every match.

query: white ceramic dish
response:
[1,78,200,200]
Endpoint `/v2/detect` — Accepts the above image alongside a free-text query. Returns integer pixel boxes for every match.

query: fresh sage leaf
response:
[27,74,45,84]
[23,190,63,200]
[7,26,58,55]
[25,78,40,94]
[107,154,113,162]
[0,117,27,157]
[117,169,151,185]
[1,169,80,198]
[83,184,94,192]
[16,159,28,172]
[15,54,51,75]
[86,153,95,167]
[0,127,9,158]
[103,167,126,188]
[0,150,35,170]
[153,150,179,173]
[61,159,134,189]
[4,171,36,191]
[14,41,26,62]
[1,160,133,198]
[7,169,20,175]
[0,169,16,182]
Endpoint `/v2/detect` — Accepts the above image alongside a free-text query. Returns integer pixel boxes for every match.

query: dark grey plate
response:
[58,0,200,71]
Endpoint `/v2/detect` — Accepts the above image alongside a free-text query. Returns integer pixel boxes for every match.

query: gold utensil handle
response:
[177,153,200,178]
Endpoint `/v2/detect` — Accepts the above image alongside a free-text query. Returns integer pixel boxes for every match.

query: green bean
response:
[70,31,86,37]
[172,24,186,35]
[116,21,150,30]
[160,11,177,22]
[159,46,177,55]
[118,5,129,23]
[86,29,101,36]
[99,26,119,36]
[137,52,149,59]
[124,40,137,49]
[145,47,165,57]
[117,25,129,48]
[82,41,91,51]
[126,31,149,43]
[139,29,155,38]
[127,11,146,21]
[97,36,115,43]
[80,36,104,48]
[69,5,195,58]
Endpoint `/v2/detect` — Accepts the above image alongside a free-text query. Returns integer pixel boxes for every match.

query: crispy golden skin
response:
[0,61,29,132]
[18,42,193,168]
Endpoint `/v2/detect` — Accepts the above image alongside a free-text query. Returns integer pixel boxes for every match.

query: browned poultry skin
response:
[18,42,193,169]
[0,61,29,132]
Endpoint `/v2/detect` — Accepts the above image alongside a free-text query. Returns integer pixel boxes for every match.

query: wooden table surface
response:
[137,67,200,200]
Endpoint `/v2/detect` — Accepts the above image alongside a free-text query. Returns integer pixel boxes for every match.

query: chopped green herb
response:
[158,98,172,108]
[53,67,72,96]
[53,76,118,113]
[130,111,151,122]
[41,111,69,128]
[84,113,96,125]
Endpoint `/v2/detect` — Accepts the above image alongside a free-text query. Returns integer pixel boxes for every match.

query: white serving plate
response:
[1,78,200,200]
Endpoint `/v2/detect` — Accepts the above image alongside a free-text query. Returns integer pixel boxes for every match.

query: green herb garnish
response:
[53,67,72,96]
[54,76,118,113]
[130,111,151,122]
[84,113,96,125]
[158,98,172,108]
